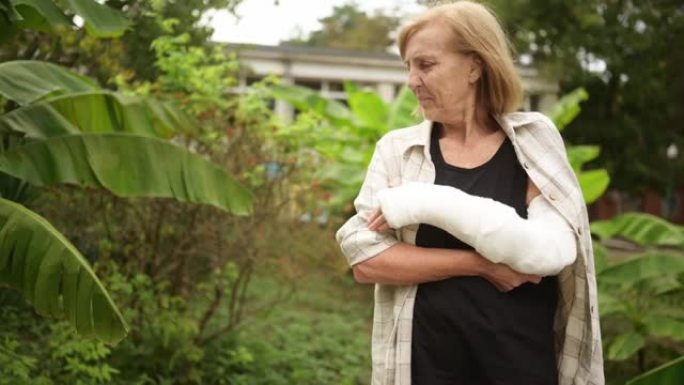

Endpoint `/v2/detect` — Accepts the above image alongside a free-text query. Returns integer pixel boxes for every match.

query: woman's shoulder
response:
[502,111,559,132]
[502,111,565,149]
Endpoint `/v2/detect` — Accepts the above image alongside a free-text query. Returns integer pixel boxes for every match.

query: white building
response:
[229,44,559,121]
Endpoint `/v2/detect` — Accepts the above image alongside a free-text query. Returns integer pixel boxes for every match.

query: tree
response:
[283,3,400,51]
[479,0,684,194]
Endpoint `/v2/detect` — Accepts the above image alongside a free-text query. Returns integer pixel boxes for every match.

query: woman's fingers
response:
[368,208,381,224]
[367,208,390,231]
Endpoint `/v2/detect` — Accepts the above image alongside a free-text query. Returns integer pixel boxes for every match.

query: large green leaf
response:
[592,241,608,274]
[0,197,127,344]
[0,133,253,215]
[63,0,129,38]
[598,291,627,317]
[1,0,23,21]
[627,355,684,385]
[578,169,610,204]
[0,91,190,139]
[566,145,600,173]
[0,60,97,106]
[270,84,354,125]
[344,81,388,136]
[607,331,645,361]
[12,0,70,32]
[598,253,684,284]
[591,213,684,247]
[643,314,684,341]
[544,87,589,131]
[387,86,420,130]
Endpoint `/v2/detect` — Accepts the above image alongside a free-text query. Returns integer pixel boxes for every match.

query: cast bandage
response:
[377,182,576,276]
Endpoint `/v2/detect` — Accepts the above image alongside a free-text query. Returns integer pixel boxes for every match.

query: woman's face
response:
[403,22,481,122]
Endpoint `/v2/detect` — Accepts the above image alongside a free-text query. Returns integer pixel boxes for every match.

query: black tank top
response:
[411,124,559,385]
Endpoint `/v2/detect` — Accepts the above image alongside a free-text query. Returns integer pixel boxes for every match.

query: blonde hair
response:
[398,1,522,115]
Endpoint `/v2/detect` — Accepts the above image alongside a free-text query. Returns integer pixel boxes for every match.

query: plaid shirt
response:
[336,112,604,385]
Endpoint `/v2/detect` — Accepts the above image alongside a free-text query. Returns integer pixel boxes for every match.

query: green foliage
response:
[0,60,193,139]
[0,133,253,215]
[592,213,684,248]
[0,0,129,39]
[270,82,420,212]
[0,16,252,344]
[0,197,128,344]
[546,88,609,204]
[0,60,98,105]
[627,356,684,385]
[591,212,684,375]
[544,86,588,132]
[284,3,400,51]
[486,0,684,193]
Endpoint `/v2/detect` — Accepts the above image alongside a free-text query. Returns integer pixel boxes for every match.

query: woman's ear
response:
[468,55,484,84]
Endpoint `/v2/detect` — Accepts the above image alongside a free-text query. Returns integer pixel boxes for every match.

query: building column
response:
[275,76,295,122]
[376,82,395,103]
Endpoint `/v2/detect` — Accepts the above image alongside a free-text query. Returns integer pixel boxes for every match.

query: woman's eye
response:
[419,62,434,70]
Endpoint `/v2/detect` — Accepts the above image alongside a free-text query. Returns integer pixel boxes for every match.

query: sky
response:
[205,0,425,46]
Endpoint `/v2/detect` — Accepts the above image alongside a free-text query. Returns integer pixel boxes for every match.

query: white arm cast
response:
[377,182,576,276]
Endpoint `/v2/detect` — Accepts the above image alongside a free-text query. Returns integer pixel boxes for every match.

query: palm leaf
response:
[0,133,253,215]
[0,197,127,344]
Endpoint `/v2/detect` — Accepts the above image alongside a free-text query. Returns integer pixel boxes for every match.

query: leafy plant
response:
[592,213,684,372]
[270,82,420,212]
[0,0,129,40]
[0,60,253,344]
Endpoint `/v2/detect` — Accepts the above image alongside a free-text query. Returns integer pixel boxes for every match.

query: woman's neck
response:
[440,104,497,144]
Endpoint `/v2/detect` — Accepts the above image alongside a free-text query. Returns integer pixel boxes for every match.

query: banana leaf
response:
[591,213,684,247]
[578,169,610,204]
[0,60,97,106]
[0,91,191,139]
[606,331,645,361]
[598,253,684,285]
[544,87,589,131]
[0,197,127,344]
[0,133,253,215]
[387,86,420,130]
[627,356,684,385]
[63,0,129,38]
[10,0,71,33]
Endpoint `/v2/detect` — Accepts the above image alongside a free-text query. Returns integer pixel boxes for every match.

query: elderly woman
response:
[336,2,604,385]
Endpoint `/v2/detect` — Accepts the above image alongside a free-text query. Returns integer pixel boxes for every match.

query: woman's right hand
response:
[482,261,542,292]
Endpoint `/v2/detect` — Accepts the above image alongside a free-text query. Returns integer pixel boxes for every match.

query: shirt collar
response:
[399,113,535,156]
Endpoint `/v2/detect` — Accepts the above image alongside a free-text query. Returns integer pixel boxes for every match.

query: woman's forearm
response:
[352,242,486,285]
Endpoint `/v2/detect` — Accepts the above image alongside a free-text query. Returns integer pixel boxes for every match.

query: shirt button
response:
[523,162,529,169]
[549,193,557,201]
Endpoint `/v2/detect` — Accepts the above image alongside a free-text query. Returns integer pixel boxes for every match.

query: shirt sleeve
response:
[335,139,400,267]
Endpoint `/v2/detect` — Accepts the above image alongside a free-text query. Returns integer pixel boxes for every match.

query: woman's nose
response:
[406,70,421,92]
